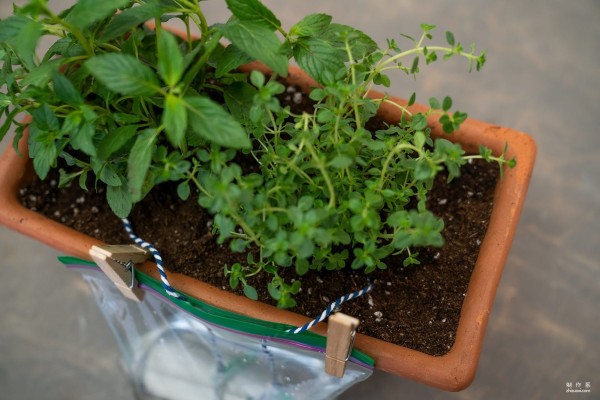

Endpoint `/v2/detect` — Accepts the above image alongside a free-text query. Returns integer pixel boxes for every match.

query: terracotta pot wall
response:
[0,66,536,391]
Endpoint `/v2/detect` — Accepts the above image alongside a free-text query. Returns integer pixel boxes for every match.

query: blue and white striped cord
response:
[121,218,188,302]
[287,282,374,334]
[122,217,371,327]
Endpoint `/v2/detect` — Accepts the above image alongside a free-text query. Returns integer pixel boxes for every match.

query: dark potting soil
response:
[19,156,498,356]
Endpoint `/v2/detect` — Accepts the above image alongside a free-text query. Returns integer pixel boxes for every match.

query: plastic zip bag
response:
[61,257,373,400]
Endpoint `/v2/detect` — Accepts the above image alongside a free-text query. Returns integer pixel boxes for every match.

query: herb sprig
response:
[0,0,513,308]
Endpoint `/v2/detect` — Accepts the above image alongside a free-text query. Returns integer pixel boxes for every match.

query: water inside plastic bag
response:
[78,268,372,400]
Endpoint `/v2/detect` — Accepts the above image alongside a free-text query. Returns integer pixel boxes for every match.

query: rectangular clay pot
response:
[0,65,536,391]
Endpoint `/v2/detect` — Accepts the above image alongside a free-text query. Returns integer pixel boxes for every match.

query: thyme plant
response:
[0,0,514,307]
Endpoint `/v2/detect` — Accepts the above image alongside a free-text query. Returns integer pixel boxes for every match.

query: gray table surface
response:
[1,1,598,399]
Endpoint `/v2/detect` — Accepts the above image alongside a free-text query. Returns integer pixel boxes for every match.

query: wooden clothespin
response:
[325,312,359,378]
[89,245,150,302]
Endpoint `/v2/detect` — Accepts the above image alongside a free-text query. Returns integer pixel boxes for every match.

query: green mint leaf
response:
[43,38,85,62]
[86,54,159,96]
[99,2,166,42]
[157,30,184,87]
[225,0,281,30]
[162,94,187,148]
[67,0,131,31]
[15,19,42,69]
[323,23,377,59]
[52,72,84,105]
[94,160,122,186]
[97,125,138,159]
[20,59,61,87]
[113,113,142,124]
[220,19,288,76]
[0,16,29,41]
[293,37,344,84]
[107,182,133,218]
[28,131,58,180]
[213,45,254,78]
[78,170,89,191]
[223,82,257,124]
[290,13,332,37]
[31,143,57,180]
[185,96,250,149]
[58,169,80,188]
[0,16,42,69]
[71,121,97,157]
[128,129,157,202]
[32,104,59,132]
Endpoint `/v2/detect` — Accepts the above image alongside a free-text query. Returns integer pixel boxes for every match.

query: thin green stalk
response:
[182,32,222,93]
[184,16,193,50]
[98,43,122,53]
[377,98,413,117]
[189,175,212,198]
[378,143,422,190]
[344,39,362,128]
[43,5,94,56]
[253,207,289,215]
[230,212,260,245]
[176,0,208,37]
[305,138,336,208]
[381,46,477,70]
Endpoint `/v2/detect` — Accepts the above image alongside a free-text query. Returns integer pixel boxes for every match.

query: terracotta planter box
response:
[0,65,536,391]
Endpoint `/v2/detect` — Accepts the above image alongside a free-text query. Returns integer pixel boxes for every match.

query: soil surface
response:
[19,156,497,356]
[18,82,499,356]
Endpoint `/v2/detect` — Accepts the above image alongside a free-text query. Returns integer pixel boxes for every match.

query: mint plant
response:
[0,0,514,308]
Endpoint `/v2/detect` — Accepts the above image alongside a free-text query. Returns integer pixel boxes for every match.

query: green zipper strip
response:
[59,256,375,367]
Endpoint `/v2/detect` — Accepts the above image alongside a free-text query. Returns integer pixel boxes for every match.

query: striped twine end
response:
[287,283,374,334]
[121,218,188,302]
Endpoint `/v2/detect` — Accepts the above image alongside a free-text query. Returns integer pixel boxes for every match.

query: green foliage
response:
[1,0,513,308]
[86,54,160,96]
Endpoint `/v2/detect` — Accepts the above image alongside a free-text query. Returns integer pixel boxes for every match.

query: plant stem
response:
[189,174,212,198]
[176,0,208,38]
[344,39,362,128]
[182,32,222,93]
[42,6,94,56]
[230,212,260,245]
[305,137,336,208]
[385,46,478,70]
[378,143,422,190]
[376,98,413,117]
